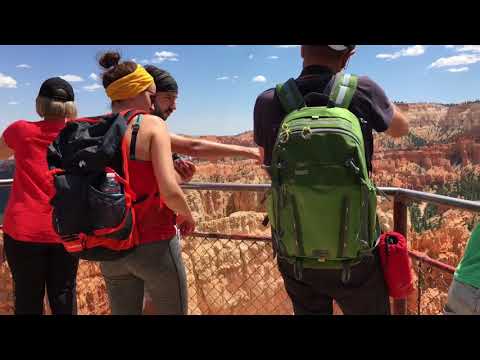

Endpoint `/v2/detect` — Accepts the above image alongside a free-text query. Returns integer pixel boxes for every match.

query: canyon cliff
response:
[1,101,480,315]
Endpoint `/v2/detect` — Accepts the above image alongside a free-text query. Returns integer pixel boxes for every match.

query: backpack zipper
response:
[287,127,362,147]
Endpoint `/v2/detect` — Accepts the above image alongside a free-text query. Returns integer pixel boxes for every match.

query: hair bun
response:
[99,52,121,69]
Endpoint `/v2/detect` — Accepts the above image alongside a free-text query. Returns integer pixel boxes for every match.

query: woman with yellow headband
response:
[97,52,194,315]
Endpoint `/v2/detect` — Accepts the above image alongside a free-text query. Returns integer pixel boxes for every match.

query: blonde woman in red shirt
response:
[0,78,79,314]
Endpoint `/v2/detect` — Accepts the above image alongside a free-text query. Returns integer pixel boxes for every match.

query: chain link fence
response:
[407,253,455,315]
[181,233,293,315]
[181,233,457,315]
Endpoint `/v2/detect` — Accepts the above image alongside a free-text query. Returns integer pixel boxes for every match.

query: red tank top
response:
[128,159,177,244]
[3,119,66,243]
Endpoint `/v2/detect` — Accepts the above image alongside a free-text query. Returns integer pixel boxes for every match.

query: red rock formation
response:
[2,101,480,315]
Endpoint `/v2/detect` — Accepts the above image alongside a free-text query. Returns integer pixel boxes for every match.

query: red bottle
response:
[378,231,414,299]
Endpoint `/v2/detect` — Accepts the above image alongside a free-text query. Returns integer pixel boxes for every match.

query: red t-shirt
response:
[128,159,177,244]
[3,119,67,243]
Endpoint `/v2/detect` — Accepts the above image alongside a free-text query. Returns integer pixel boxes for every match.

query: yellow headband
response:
[106,64,154,101]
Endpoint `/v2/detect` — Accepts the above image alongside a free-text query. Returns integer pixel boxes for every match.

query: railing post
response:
[392,196,408,315]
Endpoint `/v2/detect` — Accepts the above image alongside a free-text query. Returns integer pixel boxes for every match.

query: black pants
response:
[278,250,390,315]
[4,234,79,315]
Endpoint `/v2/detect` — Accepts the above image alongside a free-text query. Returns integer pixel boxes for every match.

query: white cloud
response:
[83,83,102,92]
[376,54,395,59]
[7,101,18,105]
[140,59,149,64]
[248,54,254,60]
[0,73,17,88]
[447,45,480,53]
[216,76,229,80]
[16,64,31,69]
[252,75,267,83]
[152,51,179,63]
[274,45,300,48]
[89,73,99,82]
[267,56,279,59]
[226,45,238,47]
[456,45,480,53]
[429,54,480,68]
[60,74,84,82]
[447,67,469,72]
[131,58,137,62]
[233,75,239,79]
[376,45,426,60]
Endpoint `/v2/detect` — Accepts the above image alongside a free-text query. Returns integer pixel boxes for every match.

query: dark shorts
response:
[4,234,79,315]
[278,250,390,315]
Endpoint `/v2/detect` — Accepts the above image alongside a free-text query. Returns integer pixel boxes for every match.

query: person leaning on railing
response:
[95,52,195,315]
[140,64,261,314]
[144,64,261,185]
[0,78,80,315]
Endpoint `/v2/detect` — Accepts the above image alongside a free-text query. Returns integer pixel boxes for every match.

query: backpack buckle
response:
[341,262,352,284]
[293,259,304,281]
[301,127,312,140]
[279,130,290,143]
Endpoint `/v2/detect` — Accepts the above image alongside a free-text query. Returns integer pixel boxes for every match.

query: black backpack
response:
[47,109,147,261]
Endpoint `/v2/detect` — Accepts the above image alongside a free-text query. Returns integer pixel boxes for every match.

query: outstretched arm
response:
[385,105,409,138]
[170,133,260,161]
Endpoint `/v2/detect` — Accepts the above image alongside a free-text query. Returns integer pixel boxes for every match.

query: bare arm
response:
[258,146,272,178]
[385,105,409,138]
[258,146,265,165]
[170,133,260,161]
[0,137,13,160]
[150,121,192,217]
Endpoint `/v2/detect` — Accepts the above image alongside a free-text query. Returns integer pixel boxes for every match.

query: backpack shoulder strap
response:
[275,78,306,113]
[121,109,147,123]
[328,72,358,109]
[129,114,144,160]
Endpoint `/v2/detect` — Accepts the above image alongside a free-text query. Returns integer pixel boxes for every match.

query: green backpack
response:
[267,72,379,281]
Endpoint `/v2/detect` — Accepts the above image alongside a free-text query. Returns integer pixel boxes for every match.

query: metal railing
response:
[182,182,480,315]
[1,178,479,314]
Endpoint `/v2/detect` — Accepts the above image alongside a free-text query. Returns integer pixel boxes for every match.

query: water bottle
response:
[99,172,121,194]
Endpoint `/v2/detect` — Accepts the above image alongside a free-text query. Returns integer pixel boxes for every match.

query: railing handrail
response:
[0,178,464,314]
[0,179,12,187]
[183,183,480,212]
[2,178,479,212]
[190,232,456,274]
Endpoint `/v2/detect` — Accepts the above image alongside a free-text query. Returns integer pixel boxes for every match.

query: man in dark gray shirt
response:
[254,45,409,315]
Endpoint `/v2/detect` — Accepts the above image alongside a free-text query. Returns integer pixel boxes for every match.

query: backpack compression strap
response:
[119,109,147,160]
[328,72,358,109]
[129,115,143,160]
[275,78,306,113]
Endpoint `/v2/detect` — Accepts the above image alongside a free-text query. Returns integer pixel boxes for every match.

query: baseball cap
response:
[327,45,356,51]
[38,77,75,102]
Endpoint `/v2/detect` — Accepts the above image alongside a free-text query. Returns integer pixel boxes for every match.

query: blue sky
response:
[0,45,479,136]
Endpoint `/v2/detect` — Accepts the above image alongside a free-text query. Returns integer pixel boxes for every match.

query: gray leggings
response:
[100,235,187,315]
